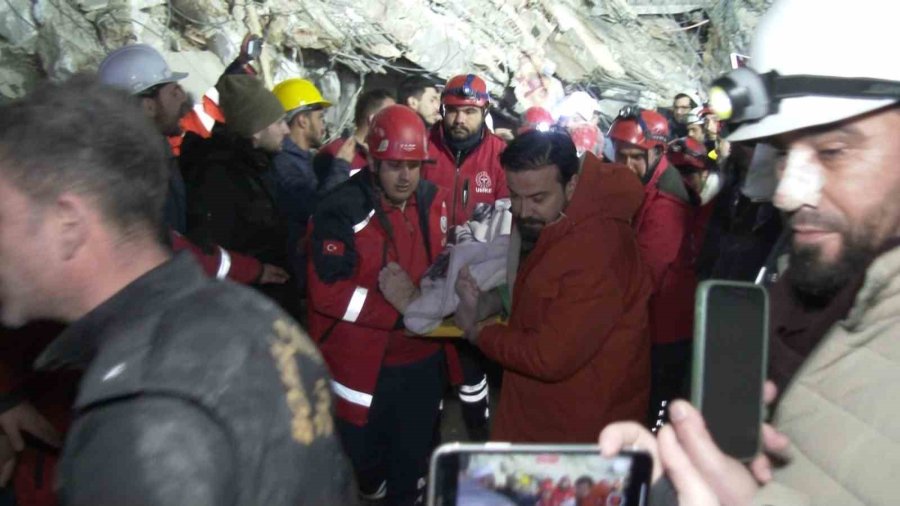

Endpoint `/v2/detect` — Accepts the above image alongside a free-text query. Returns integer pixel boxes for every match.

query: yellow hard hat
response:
[272,78,332,116]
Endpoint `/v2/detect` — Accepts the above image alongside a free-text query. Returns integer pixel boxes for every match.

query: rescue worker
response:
[600,2,900,504]
[608,107,695,428]
[307,105,461,505]
[456,131,652,443]
[270,77,333,293]
[0,76,355,505]
[398,76,442,128]
[668,137,722,285]
[315,89,396,193]
[518,106,555,135]
[179,75,296,314]
[424,73,508,440]
[425,73,508,228]
[98,43,288,285]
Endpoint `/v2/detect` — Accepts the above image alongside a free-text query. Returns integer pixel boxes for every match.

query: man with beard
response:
[98,44,288,286]
[455,131,651,442]
[668,93,697,140]
[599,1,900,504]
[270,78,334,293]
[424,73,508,441]
[398,77,442,128]
[180,75,296,313]
[425,73,508,228]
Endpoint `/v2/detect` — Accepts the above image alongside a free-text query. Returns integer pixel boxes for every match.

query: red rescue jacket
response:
[307,171,461,425]
[633,159,697,345]
[169,230,262,284]
[424,125,508,227]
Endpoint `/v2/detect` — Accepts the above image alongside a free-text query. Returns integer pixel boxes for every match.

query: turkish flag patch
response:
[322,240,345,256]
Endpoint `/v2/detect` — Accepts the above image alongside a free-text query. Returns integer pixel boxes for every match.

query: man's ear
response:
[406,97,419,110]
[53,193,90,262]
[564,172,579,201]
[140,97,157,120]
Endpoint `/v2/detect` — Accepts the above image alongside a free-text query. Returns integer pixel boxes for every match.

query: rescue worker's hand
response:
[454,266,480,332]
[379,262,419,313]
[259,264,290,285]
[599,422,662,483]
[335,136,357,164]
[0,401,61,452]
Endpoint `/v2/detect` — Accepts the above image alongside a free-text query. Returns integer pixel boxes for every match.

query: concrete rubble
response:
[0,0,773,121]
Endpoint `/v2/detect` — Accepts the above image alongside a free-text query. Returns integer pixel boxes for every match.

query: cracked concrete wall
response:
[0,0,772,116]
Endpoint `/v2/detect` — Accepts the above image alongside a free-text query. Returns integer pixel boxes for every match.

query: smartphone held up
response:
[429,443,651,506]
[692,280,769,462]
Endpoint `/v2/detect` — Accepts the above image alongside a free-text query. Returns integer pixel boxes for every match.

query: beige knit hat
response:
[216,74,284,138]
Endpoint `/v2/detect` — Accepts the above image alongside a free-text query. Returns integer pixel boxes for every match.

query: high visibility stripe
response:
[331,380,373,408]
[352,209,376,234]
[205,87,219,103]
[342,287,368,323]
[459,389,489,403]
[193,103,216,133]
[360,481,387,500]
[216,247,231,280]
[459,376,488,394]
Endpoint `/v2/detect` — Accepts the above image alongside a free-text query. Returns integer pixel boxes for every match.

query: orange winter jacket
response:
[479,154,652,442]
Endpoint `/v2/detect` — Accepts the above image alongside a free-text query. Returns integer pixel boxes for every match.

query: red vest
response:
[306,172,461,425]
[424,126,508,228]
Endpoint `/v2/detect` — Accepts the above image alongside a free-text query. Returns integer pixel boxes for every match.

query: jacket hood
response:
[563,152,644,225]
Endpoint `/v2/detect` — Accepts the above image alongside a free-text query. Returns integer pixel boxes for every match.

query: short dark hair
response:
[0,75,168,239]
[397,77,438,107]
[500,130,579,185]
[575,476,594,488]
[354,89,395,128]
[673,93,697,108]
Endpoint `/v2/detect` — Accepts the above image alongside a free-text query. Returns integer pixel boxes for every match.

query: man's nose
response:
[773,149,824,212]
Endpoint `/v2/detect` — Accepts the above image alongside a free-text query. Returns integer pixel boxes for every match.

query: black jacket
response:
[35,254,356,506]
[180,124,288,266]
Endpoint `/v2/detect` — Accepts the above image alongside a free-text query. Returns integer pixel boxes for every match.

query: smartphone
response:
[428,443,651,506]
[245,37,263,61]
[692,280,769,462]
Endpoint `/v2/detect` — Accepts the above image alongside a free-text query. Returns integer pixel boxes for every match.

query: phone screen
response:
[693,281,768,461]
[429,445,650,506]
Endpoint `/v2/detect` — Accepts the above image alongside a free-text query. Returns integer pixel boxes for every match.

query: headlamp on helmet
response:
[710,68,900,125]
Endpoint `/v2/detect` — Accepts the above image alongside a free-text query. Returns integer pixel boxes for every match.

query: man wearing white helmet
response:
[599,0,900,505]
[98,43,290,286]
[98,43,192,137]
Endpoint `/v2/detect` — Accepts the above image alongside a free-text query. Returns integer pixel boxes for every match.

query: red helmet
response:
[667,136,710,173]
[608,105,669,151]
[518,106,554,134]
[442,74,490,108]
[366,105,430,161]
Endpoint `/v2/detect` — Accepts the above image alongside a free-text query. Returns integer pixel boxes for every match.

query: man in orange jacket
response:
[456,130,652,442]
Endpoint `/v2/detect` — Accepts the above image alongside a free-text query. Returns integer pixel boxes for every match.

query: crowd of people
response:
[0,0,897,504]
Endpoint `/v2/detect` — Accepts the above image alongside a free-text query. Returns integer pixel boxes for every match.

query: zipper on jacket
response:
[451,150,462,232]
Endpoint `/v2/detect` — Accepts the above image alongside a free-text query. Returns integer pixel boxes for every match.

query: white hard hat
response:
[726,0,900,142]
[98,44,188,95]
